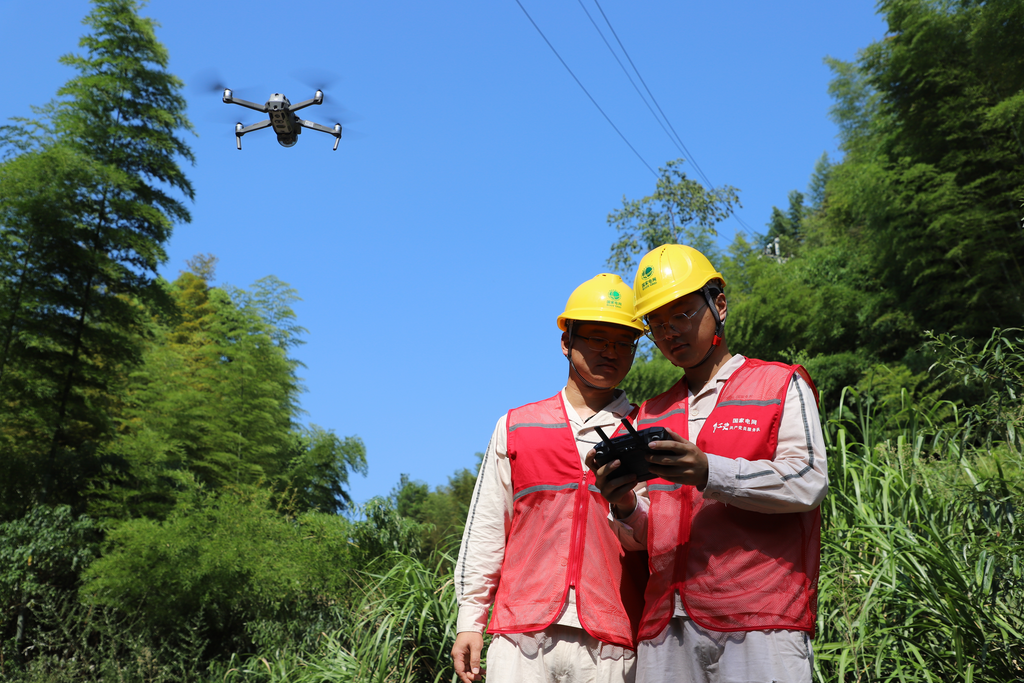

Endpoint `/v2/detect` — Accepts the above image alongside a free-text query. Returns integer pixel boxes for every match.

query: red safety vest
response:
[636,358,821,640]
[487,393,648,648]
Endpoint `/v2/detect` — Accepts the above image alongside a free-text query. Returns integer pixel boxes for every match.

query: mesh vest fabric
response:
[487,393,648,648]
[636,359,821,640]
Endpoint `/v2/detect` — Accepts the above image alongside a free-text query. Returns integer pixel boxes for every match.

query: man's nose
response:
[659,323,680,341]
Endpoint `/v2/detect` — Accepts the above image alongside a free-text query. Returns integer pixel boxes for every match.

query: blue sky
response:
[1,0,887,506]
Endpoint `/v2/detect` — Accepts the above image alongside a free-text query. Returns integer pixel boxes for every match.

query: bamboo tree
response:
[0,0,194,511]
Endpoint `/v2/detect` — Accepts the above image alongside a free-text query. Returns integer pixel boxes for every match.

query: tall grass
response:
[815,386,1024,682]
[219,549,459,683]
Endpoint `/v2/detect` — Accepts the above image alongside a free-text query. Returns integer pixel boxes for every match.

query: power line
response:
[573,0,682,161]
[590,0,712,189]
[513,0,658,178]
[589,0,755,235]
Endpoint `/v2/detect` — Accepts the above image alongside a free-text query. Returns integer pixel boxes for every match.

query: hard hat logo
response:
[609,290,620,300]
[641,266,654,279]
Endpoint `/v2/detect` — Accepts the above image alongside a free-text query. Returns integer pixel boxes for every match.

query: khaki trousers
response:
[485,624,636,683]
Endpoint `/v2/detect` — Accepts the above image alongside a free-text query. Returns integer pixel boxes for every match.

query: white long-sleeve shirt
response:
[454,388,640,635]
[612,354,827,618]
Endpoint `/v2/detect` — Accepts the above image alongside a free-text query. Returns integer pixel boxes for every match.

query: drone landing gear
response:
[298,119,343,151]
[235,120,272,150]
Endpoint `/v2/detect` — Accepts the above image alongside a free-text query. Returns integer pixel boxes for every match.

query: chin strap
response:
[685,285,724,370]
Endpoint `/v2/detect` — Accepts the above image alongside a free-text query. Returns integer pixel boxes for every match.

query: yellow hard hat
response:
[632,245,725,320]
[556,274,645,333]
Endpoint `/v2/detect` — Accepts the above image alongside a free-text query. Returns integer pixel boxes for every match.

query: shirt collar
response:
[561,388,634,428]
[689,354,746,399]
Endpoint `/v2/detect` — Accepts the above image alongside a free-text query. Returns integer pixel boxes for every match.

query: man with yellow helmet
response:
[452,274,650,683]
[587,245,827,683]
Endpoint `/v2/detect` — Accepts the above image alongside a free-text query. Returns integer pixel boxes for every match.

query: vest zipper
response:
[567,472,587,589]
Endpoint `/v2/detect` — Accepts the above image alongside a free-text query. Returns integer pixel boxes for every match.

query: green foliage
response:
[926,327,1024,451]
[1,593,210,683]
[807,153,833,213]
[391,458,480,559]
[216,550,459,683]
[606,158,739,276]
[348,498,429,562]
[0,506,99,668]
[762,190,806,258]
[0,0,195,514]
[0,506,98,604]
[86,271,365,520]
[283,425,367,514]
[816,386,1024,681]
[718,0,1024,394]
[81,483,360,657]
[833,0,1024,339]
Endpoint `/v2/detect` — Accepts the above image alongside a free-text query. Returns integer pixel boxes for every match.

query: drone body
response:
[222,89,342,150]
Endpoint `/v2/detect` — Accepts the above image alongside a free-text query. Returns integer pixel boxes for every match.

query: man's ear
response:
[716,292,728,323]
[560,330,571,358]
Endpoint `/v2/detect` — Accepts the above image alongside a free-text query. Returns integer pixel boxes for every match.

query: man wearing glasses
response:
[452,274,649,683]
[587,245,827,683]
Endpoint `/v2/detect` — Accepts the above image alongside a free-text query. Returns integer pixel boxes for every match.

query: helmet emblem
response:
[642,266,654,279]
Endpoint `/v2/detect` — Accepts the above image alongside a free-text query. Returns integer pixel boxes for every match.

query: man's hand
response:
[645,427,709,488]
[452,631,485,682]
[585,448,637,518]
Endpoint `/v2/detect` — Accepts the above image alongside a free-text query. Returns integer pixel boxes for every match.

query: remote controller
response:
[593,419,667,482]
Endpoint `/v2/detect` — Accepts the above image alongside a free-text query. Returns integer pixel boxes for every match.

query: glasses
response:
[644,303,708,341]
[573,334,638,354]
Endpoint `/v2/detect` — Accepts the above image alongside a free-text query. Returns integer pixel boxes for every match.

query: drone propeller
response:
[190,68,264,97]
[291,67,342,94]
[192,67,230,94]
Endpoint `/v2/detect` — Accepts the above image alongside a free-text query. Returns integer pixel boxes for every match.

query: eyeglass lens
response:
[579,335,636,353]
[647,304,707,341]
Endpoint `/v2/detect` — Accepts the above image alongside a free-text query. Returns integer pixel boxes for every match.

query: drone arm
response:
[290,98,318,112]
[297,119,339,135]
[234,119,273,150]
[297,119,343,151]
[290,90,324,113]
[223,93,268,113]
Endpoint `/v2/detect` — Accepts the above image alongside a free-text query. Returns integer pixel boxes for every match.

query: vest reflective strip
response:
[648,483,682,492]
[513,482,578,501]
[588,484,601,494]
[639,408,687,426]
[716,399,781,407]
[508,421,568,432]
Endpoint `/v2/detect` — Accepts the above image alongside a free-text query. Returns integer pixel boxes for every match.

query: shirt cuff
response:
[702,452,735,499]
[456,605,489,634]
[605,494,649,551]
[611,490,638,519]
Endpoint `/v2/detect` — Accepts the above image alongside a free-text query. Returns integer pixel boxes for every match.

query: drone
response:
[222,89,342,150]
